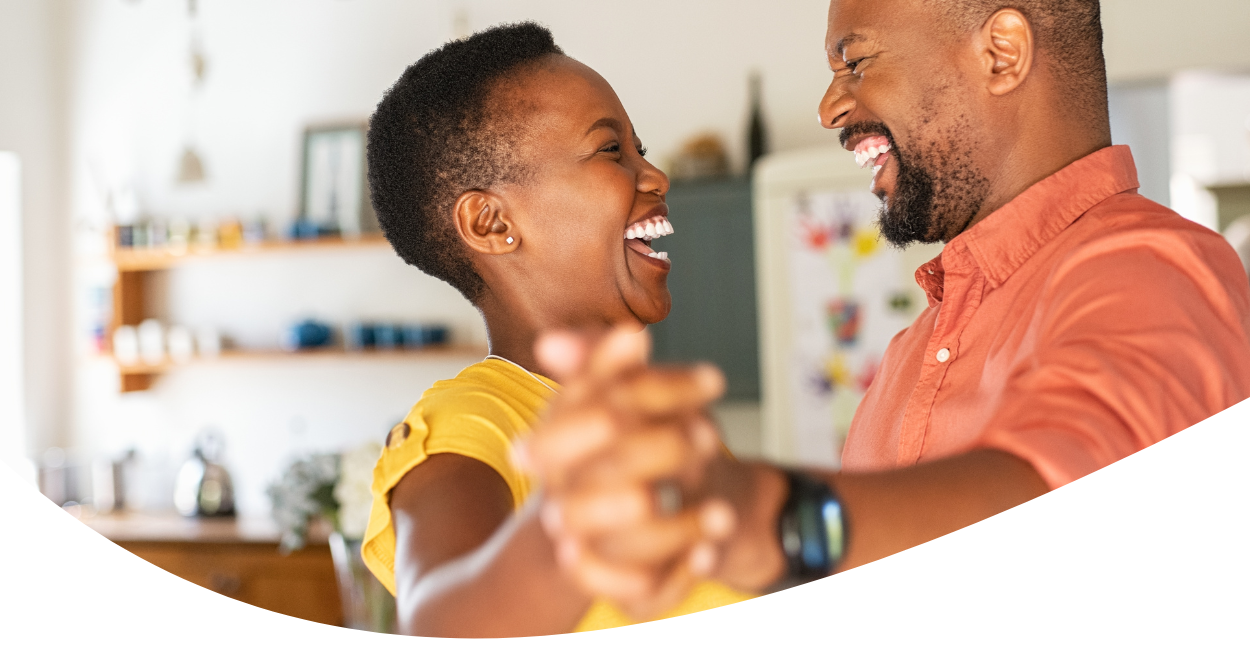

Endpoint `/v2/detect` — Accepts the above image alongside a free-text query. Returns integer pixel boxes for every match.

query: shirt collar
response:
[915,145,1140,303]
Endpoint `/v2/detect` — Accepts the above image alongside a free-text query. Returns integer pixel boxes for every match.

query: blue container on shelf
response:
[346,322,375,350]
[281,319,334,351]
[288,219,321,241]
[373,323,400,350]
[402,324,449,349]
[343,321,451,351]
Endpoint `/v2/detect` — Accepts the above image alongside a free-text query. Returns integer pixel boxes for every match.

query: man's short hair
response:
[367,22,563,302]
[932,0,1107,121]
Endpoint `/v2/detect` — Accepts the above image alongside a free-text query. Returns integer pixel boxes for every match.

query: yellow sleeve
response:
[360,391,532,597]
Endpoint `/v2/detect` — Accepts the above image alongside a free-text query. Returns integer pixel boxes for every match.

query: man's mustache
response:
[839,121,895,149]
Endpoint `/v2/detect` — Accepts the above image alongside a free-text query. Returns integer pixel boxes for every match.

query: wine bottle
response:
[747,72,768,173]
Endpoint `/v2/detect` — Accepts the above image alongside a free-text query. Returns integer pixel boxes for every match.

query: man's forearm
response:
[827,449,1049,571]
[727,449,1049,589]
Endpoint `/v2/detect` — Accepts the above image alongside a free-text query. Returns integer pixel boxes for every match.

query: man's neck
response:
[958,110,1112,238]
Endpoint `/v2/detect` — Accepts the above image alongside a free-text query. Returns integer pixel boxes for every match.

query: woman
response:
[361,22,750,637]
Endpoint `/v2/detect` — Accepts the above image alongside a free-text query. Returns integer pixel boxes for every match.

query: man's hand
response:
[516,327,783,618]
[518,328,1052,620]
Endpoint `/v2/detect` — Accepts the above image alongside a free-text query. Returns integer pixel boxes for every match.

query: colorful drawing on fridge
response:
[785,189,939,466]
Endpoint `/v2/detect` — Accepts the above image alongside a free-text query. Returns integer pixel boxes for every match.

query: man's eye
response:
[846,58,865,73]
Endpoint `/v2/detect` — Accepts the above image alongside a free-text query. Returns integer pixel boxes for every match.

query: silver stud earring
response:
[506,237,514,244]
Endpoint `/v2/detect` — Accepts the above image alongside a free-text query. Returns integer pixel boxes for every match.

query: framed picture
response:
[299,123,379,237]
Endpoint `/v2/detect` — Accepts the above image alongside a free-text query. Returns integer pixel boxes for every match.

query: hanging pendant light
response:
[176,0,207,186]
[176,146,206,184]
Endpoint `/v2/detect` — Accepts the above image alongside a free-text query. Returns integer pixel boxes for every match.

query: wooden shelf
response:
[104,231,475,392]
[111,234,390,271]
[113,345,487,380]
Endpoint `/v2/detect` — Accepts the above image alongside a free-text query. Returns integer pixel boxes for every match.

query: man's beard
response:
[842,121,990,248]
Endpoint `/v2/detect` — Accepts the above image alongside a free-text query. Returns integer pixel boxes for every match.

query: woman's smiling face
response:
[476,56,673,328]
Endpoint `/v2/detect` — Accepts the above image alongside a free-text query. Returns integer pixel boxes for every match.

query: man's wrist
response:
[708,462,789,591]
[765,469,847,592]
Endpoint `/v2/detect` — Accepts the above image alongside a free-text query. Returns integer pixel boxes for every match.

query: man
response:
[517,0,1250,617]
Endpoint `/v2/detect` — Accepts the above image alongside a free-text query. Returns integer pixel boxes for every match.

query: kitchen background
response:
[2,0,1249,629]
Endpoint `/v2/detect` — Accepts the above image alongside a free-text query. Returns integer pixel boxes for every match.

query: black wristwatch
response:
[769,470,848,591]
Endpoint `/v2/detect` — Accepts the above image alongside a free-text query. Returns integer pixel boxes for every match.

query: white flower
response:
[269,452,339,552]
[334,442,383,540]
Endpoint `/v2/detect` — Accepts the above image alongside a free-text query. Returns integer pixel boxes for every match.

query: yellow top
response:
[361,358,753,632]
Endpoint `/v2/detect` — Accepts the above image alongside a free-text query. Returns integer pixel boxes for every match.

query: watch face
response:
[822,499,846,566]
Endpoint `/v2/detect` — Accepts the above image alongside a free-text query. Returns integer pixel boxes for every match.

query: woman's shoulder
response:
[374,359,553,510]
[415,358,555,431]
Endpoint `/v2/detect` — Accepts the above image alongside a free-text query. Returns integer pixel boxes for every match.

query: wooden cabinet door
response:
[118,540,342,626]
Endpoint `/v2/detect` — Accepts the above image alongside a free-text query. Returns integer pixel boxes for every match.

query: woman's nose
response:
[637,157,669,196]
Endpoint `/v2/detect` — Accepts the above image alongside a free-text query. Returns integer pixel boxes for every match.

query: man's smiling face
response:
[819,0,992,247]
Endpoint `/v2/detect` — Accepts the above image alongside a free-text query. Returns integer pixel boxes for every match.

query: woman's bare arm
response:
[390,453,592,637]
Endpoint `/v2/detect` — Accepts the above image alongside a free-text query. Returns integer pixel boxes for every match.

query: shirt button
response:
[936,348,951,363]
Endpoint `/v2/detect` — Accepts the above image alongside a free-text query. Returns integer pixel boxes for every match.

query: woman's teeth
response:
[625,216,673,261]
[625,216,673,240]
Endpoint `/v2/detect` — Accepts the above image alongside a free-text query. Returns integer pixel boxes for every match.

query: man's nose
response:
[818,79,856,130]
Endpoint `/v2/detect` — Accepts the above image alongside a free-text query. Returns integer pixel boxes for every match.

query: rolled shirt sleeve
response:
[979,228,1250,488]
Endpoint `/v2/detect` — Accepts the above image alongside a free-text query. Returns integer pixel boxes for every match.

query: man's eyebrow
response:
[833,32,867,57]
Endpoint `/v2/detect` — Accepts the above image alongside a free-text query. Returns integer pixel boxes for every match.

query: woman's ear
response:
[980,8,1034,97]
[452,190,520,255]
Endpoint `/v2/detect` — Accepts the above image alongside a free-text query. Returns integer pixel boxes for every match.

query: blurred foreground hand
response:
[516,327,788,619]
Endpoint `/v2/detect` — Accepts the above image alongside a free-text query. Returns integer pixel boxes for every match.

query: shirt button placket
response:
[936,348,951,363]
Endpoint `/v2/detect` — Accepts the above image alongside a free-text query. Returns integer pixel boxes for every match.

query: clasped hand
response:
[515,327,787,619]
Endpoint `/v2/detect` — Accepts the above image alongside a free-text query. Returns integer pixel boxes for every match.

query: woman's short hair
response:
[368,22,563,301]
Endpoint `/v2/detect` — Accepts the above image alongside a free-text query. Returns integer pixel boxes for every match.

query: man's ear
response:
[980,8,1034,97]
[452,190,520,255]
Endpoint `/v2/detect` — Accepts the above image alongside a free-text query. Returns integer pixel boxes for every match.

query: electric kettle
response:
[174,429,236,517]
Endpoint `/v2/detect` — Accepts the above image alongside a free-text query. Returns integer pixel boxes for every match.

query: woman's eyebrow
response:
[585,117,625,136]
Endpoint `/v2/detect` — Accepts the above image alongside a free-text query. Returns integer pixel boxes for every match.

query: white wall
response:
[49,0,1250,515]
[1102,0,1250,82]
[67,0,837,230]
[0,0,72,464]
[0,153,26,476]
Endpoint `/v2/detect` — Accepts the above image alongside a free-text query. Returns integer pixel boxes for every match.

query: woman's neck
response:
[476,289,632,377]
[477,293,545,375]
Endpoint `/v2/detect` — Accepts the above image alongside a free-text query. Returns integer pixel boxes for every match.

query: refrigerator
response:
[752,145,942,469]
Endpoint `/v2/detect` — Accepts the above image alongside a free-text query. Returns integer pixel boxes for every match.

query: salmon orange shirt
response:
[843,145,1250,488]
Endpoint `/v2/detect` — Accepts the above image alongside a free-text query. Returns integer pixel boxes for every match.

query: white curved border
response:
[5,398,1249,649]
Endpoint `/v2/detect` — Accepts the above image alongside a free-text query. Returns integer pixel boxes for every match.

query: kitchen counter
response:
[78,511,342,626]
[78,510,331,545]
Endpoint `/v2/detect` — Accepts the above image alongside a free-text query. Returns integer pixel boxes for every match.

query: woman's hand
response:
[517,328,787,618]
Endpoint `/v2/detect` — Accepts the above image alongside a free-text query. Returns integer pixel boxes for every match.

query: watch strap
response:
[770,469,846,591]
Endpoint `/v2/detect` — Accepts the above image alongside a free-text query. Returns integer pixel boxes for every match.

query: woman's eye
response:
[600,142,621,154]
[637,146,648,157]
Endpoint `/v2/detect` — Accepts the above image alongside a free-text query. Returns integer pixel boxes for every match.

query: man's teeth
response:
[854,142,892,169]
[647,251,668,260]
[624,216,674,241]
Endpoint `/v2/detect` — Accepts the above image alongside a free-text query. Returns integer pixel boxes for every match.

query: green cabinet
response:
[649,177,760,401]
